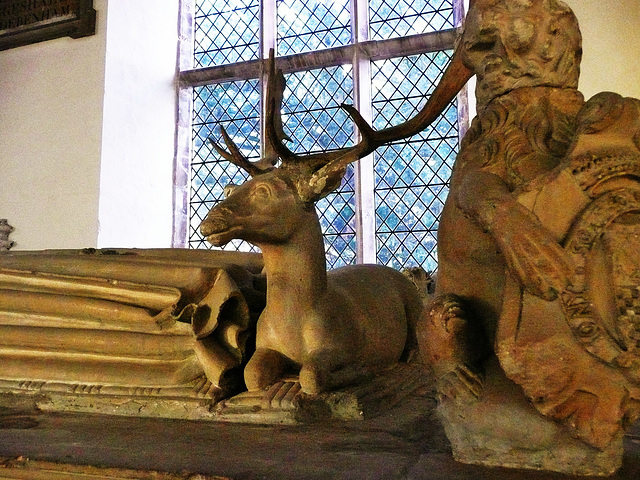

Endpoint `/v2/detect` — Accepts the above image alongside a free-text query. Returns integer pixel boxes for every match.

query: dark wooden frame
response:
[0,0,96,51]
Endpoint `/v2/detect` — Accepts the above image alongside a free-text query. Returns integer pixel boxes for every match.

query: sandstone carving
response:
[0,220,14,251]
[414,0,640,475]
[0,248,265,418]
[201,52,424,398]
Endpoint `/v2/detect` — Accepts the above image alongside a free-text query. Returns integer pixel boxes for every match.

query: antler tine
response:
[301,42,474,201]
[265,49,297,164]
[208,125,272,177]
[265,49,356,167]
[265,36,473,199]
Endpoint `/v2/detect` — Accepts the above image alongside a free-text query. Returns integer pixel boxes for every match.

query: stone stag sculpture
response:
[409,0,640,475]
[200,55,425,397]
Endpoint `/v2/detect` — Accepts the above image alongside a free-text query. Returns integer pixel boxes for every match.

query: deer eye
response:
[253,184,272,199]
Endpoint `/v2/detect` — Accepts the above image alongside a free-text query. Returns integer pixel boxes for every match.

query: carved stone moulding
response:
[214,362,429,424]
[0,376,220,421]
[0,219,14,251]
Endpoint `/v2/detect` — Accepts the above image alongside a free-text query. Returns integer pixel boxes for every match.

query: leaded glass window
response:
[194,0,260,67]
[372,52,457,271]
[179,0,464,272]
[277,0,351,55]
[369,0,455,40]
[189,80,261,251]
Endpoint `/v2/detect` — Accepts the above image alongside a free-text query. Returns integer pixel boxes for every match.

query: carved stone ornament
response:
[2,0,640,477]
[416,0,640,476]
[0,248,265,419]
[200,51,426,419]
[0,219,14,251]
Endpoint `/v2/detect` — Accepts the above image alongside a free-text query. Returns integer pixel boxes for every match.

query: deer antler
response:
[301,44,473,197]
[208,125,275,177]
[262,44,472,200]
[214,41,473,197]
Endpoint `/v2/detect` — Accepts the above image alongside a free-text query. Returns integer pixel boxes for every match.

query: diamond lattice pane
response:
[372,51,458,271]
[190,80,261,252]
[282,66,354,153]
[280,65,356,268]
[277,0,351,56]
[369,0,455,41]
[316,165,357,269]
[194,0,260,67]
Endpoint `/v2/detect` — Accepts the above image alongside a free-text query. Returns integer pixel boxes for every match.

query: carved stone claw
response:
[436,363,485,404]
[418,293,490,401]
[299,364,327,395]
[420,295,477,368]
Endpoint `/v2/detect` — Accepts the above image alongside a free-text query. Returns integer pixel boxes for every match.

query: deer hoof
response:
[244,348,288,391]
[299,364,327,395]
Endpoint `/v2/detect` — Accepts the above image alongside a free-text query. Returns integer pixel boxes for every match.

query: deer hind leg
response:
[244,348,292,391]
[299,350,378,394]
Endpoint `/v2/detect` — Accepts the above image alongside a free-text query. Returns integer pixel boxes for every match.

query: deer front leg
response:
[299,351,380,394]
[244,348,292,391]
[457,170,573,301]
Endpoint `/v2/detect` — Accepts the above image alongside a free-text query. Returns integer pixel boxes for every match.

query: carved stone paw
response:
[419,294,487,372]
[244,348,291,391]
[436,363,485,404]
[299,363,328,395]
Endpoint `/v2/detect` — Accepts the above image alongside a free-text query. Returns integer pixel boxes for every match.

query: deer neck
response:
[258,207,328,309]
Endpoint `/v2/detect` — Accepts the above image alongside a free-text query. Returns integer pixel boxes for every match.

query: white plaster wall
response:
[0,0,108,250]
[570,0,640,100]
[97,0,179,248]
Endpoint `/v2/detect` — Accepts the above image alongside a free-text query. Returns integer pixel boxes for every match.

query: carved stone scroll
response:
[0,248,265,419]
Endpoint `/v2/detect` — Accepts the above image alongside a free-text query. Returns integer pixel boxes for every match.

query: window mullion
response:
[352,0,376,264]
[173,0,196,247]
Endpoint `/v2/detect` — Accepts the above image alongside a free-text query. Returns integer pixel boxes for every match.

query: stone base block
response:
[437,358,623,476]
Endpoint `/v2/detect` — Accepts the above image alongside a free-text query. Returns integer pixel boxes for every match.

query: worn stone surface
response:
[0,457,230,480]
[0,393,639,480]
[437,359,624,476]
[0,248,265,407]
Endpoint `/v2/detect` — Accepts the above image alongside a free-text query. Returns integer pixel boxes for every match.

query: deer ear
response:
[298,166,346,203]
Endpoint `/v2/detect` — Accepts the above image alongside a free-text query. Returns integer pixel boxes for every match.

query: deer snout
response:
[200,208,232,237]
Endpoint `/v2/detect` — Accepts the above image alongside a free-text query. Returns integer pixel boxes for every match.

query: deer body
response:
[202,171,421,393]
